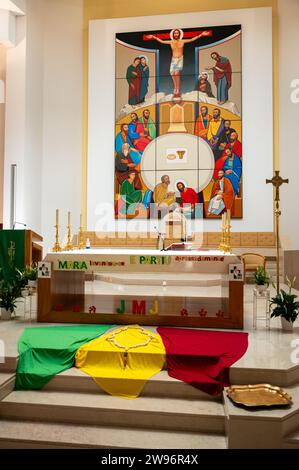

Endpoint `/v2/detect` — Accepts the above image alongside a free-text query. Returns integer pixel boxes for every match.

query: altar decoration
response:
[75,325,165,399]
[52,209,62,252]
[157,327,248,395]
[15,325,114,390]
[227,384,292,407]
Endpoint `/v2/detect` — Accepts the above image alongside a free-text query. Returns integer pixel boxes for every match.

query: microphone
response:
[13,222,27,230]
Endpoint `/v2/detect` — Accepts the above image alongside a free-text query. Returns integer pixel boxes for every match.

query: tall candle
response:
[68,211,71,226]
[227,209,231,226]
[56,209,59,226]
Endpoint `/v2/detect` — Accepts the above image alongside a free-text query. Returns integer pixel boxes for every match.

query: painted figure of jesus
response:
[148,29,210,98]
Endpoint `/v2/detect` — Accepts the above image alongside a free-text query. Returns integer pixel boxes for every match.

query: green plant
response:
[270,276,299,323]
[254,266,270,286]
[0,280,20,313]
[15,268,28,289]
[24,263,38,281]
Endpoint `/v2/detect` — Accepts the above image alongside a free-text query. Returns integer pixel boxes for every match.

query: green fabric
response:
[15,325,114,390]
[120,179,142,213]
[0,230,25,281]
[140,116,156,139]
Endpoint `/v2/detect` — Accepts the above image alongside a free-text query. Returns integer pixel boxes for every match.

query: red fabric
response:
[157,327,248,395]
[213,59,232,89]
[213,156,227,180]
[133,122,151,152]
[129,67,141,103]
[223,140,242,158]
[181,188,199,206]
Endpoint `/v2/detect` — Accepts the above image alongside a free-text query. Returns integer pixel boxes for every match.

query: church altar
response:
[37,248,244,329]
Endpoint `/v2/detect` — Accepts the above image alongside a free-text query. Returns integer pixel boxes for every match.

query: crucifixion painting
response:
[114,24,242,220]
[146,29,211,99]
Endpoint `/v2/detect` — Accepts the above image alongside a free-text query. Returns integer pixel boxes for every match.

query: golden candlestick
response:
[266,171,289,294]
[219,213,226,251]
[52,209,62,252]
[219,210,231,253]
[64,211,74,251]
[78,213,85,250]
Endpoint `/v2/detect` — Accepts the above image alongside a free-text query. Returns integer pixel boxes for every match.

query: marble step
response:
[284,429,299,449]
[224,384,299,448]
[0,373,15,401]
[0,390,225,433]
[0,420,227,449]
[0,356,18,373]
[44,368,222,400]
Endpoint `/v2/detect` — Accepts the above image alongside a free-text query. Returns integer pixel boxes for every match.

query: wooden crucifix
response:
[266,171,289,293]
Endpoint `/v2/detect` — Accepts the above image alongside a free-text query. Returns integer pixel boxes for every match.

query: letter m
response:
[132,300,146,315]
[58,261,67,269]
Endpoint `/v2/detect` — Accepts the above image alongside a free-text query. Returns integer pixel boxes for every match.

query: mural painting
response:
[114,25,242,220]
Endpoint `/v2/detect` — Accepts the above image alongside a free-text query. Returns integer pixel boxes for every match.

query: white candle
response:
[68,211,71,226]
[56,209,59,226]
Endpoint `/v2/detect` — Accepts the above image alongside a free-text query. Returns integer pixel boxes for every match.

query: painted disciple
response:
[223,149,242,195]
[147,28,210,98]
[208,169,235,215]
[213,119,236,164]
[138,56,149,103]
[194,106,212,140]
[176,182,199,208]
[126,57,142,106]
[140,109,156,139]
[115,123,141,166]
[120,171,143,214]
[128,112,152,152]
[115,143,142,189]
[194,72,215,98]
[223,131,242,158]
[206,52,232,105]
[213,131,242,179]
[153,175,178,209]
[207,108,225,159]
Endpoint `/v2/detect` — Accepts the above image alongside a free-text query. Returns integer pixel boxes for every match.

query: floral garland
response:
[106,326,155,368]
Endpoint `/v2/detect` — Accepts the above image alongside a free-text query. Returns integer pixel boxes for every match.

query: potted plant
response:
[0,280,19,320]
[15,268,29,297]
[24,263,38,288]
[254,266,270,293]
[270,276,299,331]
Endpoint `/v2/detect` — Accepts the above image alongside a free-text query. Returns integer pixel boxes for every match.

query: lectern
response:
[0,229,43,279]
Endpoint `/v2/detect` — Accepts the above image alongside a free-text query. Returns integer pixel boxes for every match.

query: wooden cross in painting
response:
[266,170,289,293]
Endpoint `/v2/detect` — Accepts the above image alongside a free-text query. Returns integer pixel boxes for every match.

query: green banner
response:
[0,230,25,281]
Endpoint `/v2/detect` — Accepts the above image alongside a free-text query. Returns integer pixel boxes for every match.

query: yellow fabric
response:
[207,119,222,140]
[75,325,166,399]
[153,183,176,206]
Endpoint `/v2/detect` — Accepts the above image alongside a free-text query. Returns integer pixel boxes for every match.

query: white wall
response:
[88,7,274,233]
[41,0,83,250]
[3,13,26,228]
[3,1,298,252]
[279,0,299,249]
[3,0,83,251]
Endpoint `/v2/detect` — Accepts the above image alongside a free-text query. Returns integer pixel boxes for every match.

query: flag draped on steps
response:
[15,325,114,390]
[157,327,248,395]
[75,325,166,399]
[15,325,249,397]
